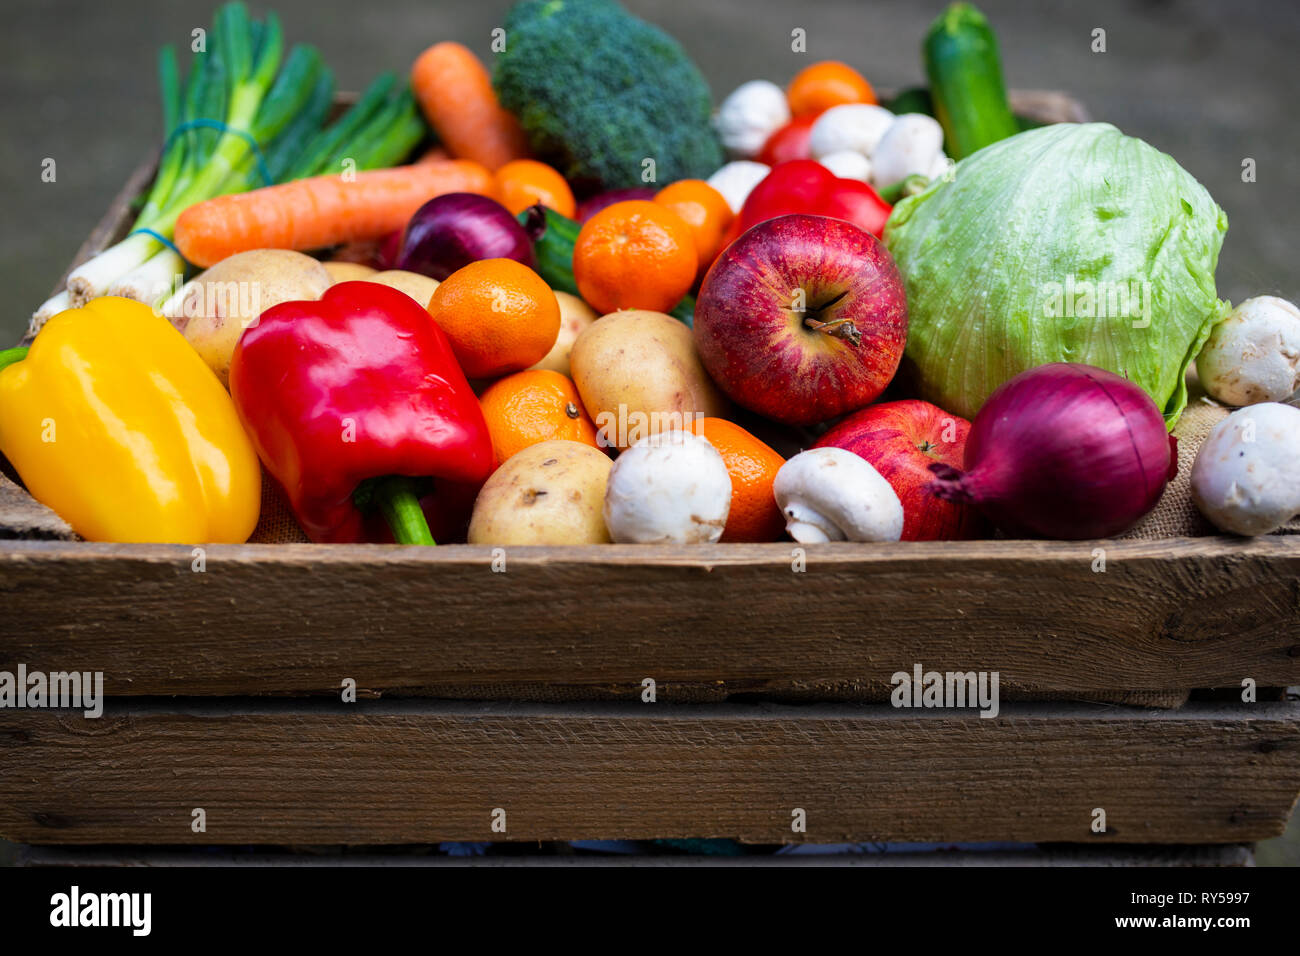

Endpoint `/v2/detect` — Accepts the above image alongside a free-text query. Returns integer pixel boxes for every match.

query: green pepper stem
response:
[373,476,436,546]
[0,346,29,373]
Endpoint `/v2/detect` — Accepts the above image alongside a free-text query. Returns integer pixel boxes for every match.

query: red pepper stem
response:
[373,476,436,546]
[0,346,29,373]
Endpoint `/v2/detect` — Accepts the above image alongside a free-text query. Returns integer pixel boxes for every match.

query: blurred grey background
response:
[1,0,1296,344]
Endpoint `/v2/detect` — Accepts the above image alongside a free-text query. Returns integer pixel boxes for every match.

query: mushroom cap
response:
[715,80,792,156]
[871,113,945,188]
[603,430,732,544]
[706,161,772,215]
[1196,296,1300,406]
[819,150,873,183]
[1191,402,1300,535]
[773,447,903,543]
[808,103,895,159]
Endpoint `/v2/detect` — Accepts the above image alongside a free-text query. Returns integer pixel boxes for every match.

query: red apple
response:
[815,400,987,540]
[693,214,907,426]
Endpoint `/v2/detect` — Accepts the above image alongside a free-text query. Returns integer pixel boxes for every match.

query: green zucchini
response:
[885,86,934,117]
[519,205,582,297]
[923,3,1019,160]
[668,293,695,328]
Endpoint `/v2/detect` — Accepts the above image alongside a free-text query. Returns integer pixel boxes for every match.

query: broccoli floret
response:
[493,0,724,194]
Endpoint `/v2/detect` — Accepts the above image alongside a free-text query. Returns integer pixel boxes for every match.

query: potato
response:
[529,291,598,376]
[367,270,440,309]
[177,250,331,388]
[570,309,728,449]
[323,261,377,283]
[468,440,612,545]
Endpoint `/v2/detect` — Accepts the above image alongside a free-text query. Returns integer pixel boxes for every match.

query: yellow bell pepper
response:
[0,297,261,543]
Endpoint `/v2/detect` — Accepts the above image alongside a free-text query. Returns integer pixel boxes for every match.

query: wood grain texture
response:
[1,538,1297,697]
[0,475,74,541]
[1008,88,1091,123]
[1,701,1295,846]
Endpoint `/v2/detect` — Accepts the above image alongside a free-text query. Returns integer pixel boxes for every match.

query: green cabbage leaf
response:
[884,122,1230,426]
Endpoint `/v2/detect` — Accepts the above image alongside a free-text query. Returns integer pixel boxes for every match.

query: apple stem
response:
[805,315,862,347]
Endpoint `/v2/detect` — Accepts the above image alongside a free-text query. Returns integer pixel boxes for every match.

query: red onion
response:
[926,363,1177,539]
[396,193,537,280]
[576,187,657,223]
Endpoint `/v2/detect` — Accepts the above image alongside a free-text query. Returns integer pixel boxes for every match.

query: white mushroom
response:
[603,430,732,544]
[1190,402,1300,536]
[714,80,792,158]
[808,104,895,160]
[706,161,771,215]
[818,150,873,183]
[1196,296,1300,406]
[871,113,945,188]
[773,448,904,543]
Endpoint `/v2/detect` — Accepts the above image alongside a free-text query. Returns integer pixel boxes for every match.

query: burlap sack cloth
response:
[248,374,1297,708]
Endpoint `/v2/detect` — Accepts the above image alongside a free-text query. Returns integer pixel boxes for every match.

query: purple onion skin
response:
[927,363,1177,539]
[576,187,657,223]
[396,193,536,280]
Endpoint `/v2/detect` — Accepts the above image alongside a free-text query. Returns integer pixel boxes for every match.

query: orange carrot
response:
[174,160,494,267]
[410,42,529,171]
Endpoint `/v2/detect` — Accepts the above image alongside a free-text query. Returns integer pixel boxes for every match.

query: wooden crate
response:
[2,91,1299,853]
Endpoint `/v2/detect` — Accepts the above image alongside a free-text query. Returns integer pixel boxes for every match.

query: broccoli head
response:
[493,0,724,194]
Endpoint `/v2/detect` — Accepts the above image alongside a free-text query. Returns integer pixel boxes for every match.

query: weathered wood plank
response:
[1008,88,1091,124]
[1,538,1297,696]
[0,701,1295,845]
[0,475,74,541]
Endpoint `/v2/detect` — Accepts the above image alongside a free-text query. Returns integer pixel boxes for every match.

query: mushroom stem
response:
[773,447,905,543]
[782,502,847,543]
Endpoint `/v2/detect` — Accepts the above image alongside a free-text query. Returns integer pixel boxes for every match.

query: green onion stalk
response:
[66,3,284,310]
[31,1,430,336]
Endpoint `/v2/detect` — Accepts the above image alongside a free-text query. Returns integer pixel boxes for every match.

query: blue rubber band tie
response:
[127,227,181,256]
[128,119,274,257]
[162,118,274,187]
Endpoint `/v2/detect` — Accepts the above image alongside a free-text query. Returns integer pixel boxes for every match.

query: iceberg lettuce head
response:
[883,122,1230,426]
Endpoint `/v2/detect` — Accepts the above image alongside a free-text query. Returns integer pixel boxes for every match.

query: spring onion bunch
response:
[33,1,426,332]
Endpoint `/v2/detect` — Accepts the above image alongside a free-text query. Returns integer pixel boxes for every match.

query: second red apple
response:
[815,399,987,541]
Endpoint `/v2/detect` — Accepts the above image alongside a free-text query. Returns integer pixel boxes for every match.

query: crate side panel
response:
[1,539,1297,695]
[0,702,1297,845]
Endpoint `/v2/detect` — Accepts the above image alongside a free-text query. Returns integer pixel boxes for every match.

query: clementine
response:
[691,417,786,542]
[493,159,577,218]
[787,61,877,116]
[479,369,601,468]
[654,179,735,275]
[572,200,697,314]
[427,258,560,379]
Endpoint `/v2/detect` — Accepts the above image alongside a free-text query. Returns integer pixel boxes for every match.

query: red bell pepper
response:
[229,281,493,544]
[738,159,892,238]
